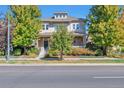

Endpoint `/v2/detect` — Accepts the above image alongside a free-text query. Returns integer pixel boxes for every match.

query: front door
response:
[44,40,48,50]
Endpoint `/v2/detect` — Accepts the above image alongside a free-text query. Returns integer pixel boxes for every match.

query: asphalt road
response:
[0,65,124,88]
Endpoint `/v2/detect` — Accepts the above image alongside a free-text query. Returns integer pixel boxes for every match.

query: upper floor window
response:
[46,25,49,30]
[60,14,62,18]
[76,24,80,30]
[55,14,58,18]
[54,13,68,19]
[42,24,45,30]
[73,24,76,30]
[72,23,80,30]
[42,24,49,30]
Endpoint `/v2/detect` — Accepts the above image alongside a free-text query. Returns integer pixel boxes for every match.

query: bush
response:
[67,48,96,56]
[86,42,102,51]
[27,47,38,54]
[0,50,4,56]
[46,48,96,58]
[121,47,124,52]
[95,49,103,56]
[47,49,59,57]
[13,49,21,56]
[27,47,39,57]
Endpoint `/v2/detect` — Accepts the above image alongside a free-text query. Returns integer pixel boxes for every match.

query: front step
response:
[36,47,46,59]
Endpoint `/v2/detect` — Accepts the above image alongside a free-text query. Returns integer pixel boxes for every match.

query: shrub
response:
[121,47,124,52]
[95,49,103,56]
[0,50,4,56]
[46,48,96,57]
[67,48,96,56]
[27,47,39,57]
[13,49,21,56]
[47,49,59,57]
[86,42,102,51]
[27,47,38,54]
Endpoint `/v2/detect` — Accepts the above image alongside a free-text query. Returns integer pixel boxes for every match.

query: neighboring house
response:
[36,12,87,58]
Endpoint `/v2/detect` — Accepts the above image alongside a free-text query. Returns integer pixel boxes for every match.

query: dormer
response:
[54,12,68,19]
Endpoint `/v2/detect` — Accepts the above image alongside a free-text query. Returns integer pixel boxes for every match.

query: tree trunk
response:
[103,46,107,56]
[23,47,27,55]
[60,50,63,60]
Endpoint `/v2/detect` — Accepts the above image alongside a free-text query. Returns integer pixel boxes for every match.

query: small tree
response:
[50,24,73,60]
[10,5,41,54]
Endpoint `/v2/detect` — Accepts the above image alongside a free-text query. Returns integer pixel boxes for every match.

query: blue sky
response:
[39,5,92,18]
[0,5,92,18]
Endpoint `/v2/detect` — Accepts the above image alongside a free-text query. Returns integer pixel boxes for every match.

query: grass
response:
[0,59,124,64]
[80,56,106,58]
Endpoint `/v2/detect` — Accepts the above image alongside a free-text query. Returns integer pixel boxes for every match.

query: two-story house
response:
[37,12,87,58]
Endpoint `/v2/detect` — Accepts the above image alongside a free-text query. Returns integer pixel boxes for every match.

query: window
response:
[73,40,76,45]
[42,24,45,30]
[60,14,62,18]
[42,24,49,30]
[72,23,80,30]
[73,24,76,30]
[56,14,58,18]
[46,25,49,30]
[76,24,80,30]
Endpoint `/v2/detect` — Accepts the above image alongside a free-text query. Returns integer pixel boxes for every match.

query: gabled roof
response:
[53,12,68,14]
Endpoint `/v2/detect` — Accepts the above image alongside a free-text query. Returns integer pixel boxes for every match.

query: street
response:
[0,65,124,88]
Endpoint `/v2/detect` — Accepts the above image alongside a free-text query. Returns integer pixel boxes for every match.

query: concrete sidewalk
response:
[0,57,122,61]
[0,57,38,61]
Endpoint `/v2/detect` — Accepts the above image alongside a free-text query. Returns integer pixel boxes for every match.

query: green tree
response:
[50,24,73,60]
[10,5,41,54]
[119,9,124,46]
[0,14,6,55]
[86,5,121,56]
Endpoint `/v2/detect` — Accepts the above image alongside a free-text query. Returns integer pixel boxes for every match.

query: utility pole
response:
[6,6,10,62]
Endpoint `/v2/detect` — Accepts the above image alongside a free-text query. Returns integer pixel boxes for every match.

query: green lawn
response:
[0,59,124,64]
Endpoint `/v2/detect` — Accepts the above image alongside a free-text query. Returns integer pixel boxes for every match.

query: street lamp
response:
[6,6,10,62]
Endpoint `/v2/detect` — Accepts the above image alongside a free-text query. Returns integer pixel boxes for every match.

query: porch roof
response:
[39,32,85,37]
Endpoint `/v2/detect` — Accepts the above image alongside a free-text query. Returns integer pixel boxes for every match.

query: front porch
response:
[36,36,85,58]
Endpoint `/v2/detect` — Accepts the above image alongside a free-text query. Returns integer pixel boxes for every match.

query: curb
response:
[1,64,124,66]
[0,57,122,61]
